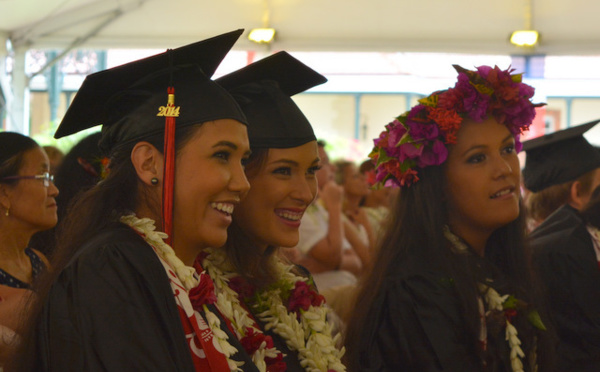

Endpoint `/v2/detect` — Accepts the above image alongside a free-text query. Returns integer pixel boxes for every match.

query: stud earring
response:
[151,177,159,185]
[5,207,9,217]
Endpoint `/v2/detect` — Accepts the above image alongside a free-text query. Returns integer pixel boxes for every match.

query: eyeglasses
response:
[1,172,55,187]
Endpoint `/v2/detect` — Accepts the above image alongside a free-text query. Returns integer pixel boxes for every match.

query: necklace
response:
[443,225,525,372]
[202,247,347,372]
[120,215,241,371]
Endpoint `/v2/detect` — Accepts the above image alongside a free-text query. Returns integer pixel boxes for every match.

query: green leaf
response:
[398,132,414,146]
[502,295,518,309]
[527,310,547,331]
[400,160,416,172]
[375,150,392,166]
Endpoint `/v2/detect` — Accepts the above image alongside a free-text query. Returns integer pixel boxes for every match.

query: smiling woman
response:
[5,30,260,372]
[344,65,552,372]
[204,51,346,371]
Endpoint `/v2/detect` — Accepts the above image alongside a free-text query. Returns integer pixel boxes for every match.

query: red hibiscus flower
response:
[266,353,287,372]
[228,276,256,299]
[188,273,217,310]
[287,281,325,316]
[241,328,274,355]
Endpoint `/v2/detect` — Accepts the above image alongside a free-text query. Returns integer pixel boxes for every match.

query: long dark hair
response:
[6,125,200,371]
[344,162,535,370]
[222,147,282,289]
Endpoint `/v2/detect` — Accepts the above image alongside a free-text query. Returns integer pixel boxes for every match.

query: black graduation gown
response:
[530,204,600,371]
[353,257,534,372]
[33,224,304,372]
[33,225,255,371]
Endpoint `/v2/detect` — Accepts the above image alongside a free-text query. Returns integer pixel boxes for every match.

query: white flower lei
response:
[444,225,525,372]
[119,215,242,371]
[202,247,346,372]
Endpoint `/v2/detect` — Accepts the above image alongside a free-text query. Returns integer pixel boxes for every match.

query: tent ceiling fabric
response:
[0,0,599,55]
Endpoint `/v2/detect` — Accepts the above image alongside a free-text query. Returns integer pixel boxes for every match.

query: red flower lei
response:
[194,255,287,371]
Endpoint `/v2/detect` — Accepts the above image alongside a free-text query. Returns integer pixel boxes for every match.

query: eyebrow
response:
[461,134,514,156]
[213,141,252,156]
[269,157,320,167]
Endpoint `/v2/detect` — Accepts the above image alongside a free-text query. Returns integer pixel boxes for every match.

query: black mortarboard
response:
[216,51,327,149]
[522,119,600,192]
[53,30,249,243]
[54,29,248,153]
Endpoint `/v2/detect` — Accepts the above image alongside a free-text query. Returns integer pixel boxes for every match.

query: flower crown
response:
[370,65,544,188]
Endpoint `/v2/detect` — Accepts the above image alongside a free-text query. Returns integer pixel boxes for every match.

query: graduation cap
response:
[216,51,327,149]
[54,29,247,150]
[522,119,600,192]
[53,29,248,244]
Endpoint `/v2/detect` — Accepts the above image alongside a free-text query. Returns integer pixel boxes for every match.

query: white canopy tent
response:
[1,0,599,133]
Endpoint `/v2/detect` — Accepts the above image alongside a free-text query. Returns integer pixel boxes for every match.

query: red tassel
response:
[162,86,177,245]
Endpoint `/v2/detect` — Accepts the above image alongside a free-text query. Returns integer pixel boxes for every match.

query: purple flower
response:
[387,120,407,147]
[504,103,536,128]
[515,135,523,153]
[476,65,492,78]
[417,140,448,167]
[407,105,427,120]
[455,73,490,121]
[399,143,424,161]
[407,120,439,141]
[519,83,535,99]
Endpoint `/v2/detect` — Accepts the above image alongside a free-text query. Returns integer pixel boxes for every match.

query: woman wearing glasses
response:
[0,131,56,361]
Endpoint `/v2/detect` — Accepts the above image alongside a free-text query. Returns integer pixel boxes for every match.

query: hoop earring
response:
[151,177,159,186]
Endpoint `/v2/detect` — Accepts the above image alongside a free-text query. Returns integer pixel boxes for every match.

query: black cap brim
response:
[522,119,600,192]
[55,29,245,139]
[216,51,327,149]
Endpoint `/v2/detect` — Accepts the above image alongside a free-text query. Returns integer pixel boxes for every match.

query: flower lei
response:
[202,247,346,372]
[119,215,242,371]
[443,226,545,372]
[370,65,544,188]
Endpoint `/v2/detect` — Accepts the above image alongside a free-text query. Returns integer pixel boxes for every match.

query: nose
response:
[493,155,513,179]
[293,177,317,205]
[230,163,251,197]
[48,180,59,197]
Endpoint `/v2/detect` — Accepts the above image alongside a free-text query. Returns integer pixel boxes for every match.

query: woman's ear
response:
[0,184,10,210]
[131,142,164,186]
[569,180,586,210]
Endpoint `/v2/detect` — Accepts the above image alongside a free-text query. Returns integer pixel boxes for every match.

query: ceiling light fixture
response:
[248,28,276,44]
[510,0,540,47]
[510,30,539,47]
[249,0,276,44]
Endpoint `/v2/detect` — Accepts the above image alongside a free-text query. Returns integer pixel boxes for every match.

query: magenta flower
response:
[407,120,439,141]
[369,64,542,188]
[417,140,448,167]
[399,143,424,161]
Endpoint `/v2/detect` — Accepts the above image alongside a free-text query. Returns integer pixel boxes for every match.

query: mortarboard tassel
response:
[162,86,178,245]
